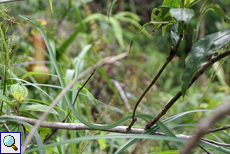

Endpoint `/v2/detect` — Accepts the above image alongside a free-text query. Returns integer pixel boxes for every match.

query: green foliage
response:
[194,3,230,43]
[10,83,28,103]
[156,121,183,151]
[181,29,230,96]
[169,8,194,23]
[163,0,181,7]
[22,104,58,115]
[0,0,230,153]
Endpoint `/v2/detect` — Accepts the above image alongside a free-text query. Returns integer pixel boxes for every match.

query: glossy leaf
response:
[182,29,230,96]
[170,8,194,23]
[163,0,181,7]
[171,24,179,45]
[22,104,59,115]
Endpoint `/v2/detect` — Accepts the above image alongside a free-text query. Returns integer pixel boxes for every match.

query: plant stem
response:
[43,68,96,143]
[144,49,230,130]
[127,36,182,131]
[0,66,7,115]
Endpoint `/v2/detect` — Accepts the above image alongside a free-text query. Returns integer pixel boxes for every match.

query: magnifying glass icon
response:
[3,135,18,151]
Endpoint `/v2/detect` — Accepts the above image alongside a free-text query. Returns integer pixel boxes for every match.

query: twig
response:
[206,124,230,134]
[0,0,24,4]
[181,97,230,153]
[201,138,230,147]
[127,37,182,131]
[1,115,230,149]
[43,68,96,143]
[198,145,214,154]
[3,122,11,132]
[21,51,129,153]
[144,49,230,130]
[0,115,144,134]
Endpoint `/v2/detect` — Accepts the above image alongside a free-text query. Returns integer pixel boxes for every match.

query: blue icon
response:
[3,135,18,151]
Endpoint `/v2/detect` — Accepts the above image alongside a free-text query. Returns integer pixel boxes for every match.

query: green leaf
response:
[181,29,230,96]
[151,6,174,35]
[25,134,230,154]
[189,0,203,8]
[10,83,28,103]
[0,26,12,80]
[171,24,179,45]
[82,13,124,48]
[109,17,125,49]
[203,4,230,21]
[184,0,195,7]
[194,4,230,43]
[98,67,122,103]
[52,135,63,154]
[98,132,106,150]
[151,6,172,23]
[58,26,82,52]
[22,104,59,115]
[163,0,181,7]
[0,116,45,153]
[170,8,194,23]
[150,150,179,154]
[22,72,57,79]
[11,78,54,101]
[0,93,14,106]
[108,0,118,17]
[156,121,183,151]
[0,122,25,143]
[39,127,51,141]
[25,134,186,153]
[115,110,210,153]
[49,0,53,13]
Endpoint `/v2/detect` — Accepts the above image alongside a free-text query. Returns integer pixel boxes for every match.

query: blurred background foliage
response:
[0,0,230,153]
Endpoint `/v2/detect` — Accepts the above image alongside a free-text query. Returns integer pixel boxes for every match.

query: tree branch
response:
[145,50,230,130]
[1,115,230,150]
[0,115,144,134]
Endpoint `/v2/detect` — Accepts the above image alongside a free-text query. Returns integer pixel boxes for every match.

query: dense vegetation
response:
[0,0,230,153]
